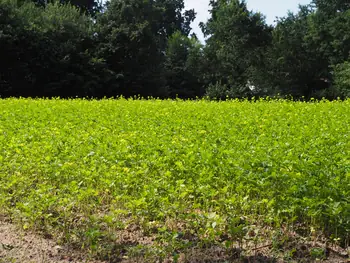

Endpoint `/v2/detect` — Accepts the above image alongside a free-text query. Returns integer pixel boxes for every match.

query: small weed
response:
[310,247,326,260]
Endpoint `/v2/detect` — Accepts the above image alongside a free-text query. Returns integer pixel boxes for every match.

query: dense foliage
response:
[1,1,349,260]
[0,98,349,261]
[1,0,350,99]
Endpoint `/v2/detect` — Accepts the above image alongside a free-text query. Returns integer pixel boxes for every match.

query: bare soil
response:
[0,220,106,263]
[1,218,348,263]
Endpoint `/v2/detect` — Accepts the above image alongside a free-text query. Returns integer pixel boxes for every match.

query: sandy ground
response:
[0,220,106,263]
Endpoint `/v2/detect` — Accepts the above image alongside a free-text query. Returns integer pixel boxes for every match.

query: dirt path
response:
[0,220,106,263]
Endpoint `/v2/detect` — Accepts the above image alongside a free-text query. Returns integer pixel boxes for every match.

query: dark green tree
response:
[332,61,350,98]
[308,0,350,65]
[200,0,273,98]
[267,5,327,98]
[312,0,350,14]
[0,0,112,97]
[96,0,196,97]
[269,1,350,98]
[165,31,205,98]
[27,0,101,16]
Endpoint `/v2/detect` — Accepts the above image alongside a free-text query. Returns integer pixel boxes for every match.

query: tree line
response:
[1,0,350,99]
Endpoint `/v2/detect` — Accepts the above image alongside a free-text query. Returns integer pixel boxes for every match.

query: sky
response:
[185,0,311,41]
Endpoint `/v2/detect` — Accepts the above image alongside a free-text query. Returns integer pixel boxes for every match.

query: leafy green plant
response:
[0,98,349,261]
[310,247,326,260]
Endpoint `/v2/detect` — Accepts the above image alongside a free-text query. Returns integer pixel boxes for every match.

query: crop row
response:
[0,98,349,260]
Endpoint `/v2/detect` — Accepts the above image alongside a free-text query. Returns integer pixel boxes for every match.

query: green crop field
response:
[0,98,349,262]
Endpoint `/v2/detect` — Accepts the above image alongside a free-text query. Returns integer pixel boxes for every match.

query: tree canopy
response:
[1,0,350,99]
